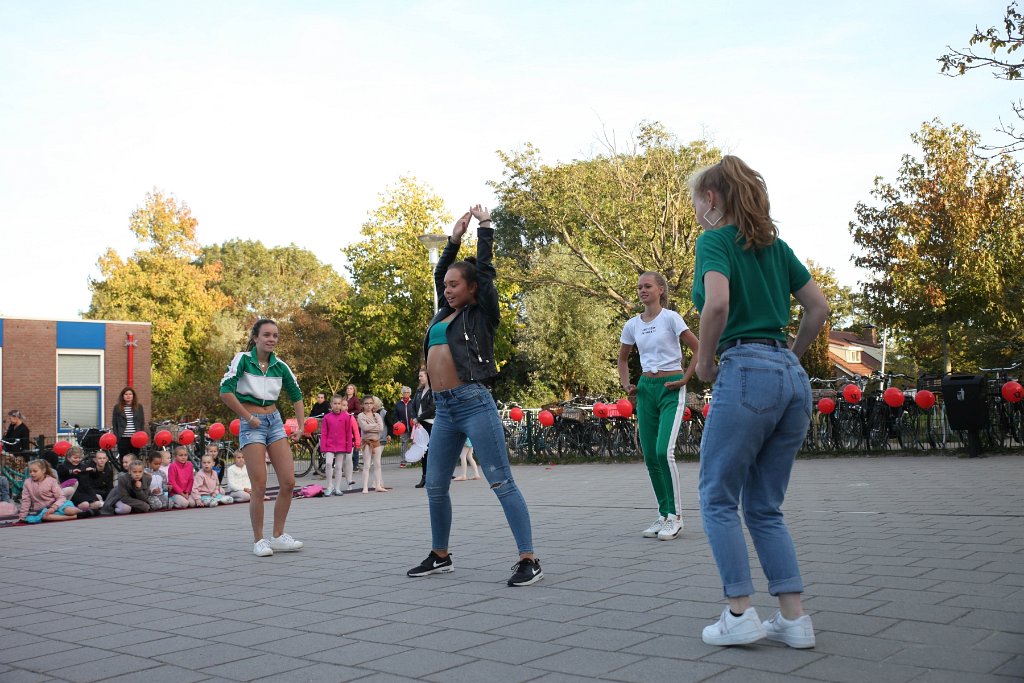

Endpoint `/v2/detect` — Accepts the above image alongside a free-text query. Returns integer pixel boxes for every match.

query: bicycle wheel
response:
[608,421,636,459]
[292,440,314,477]
[581,421,608,457]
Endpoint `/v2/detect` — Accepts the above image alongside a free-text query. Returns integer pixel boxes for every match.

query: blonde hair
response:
[638,271,670,308]
[689,155,778,250]
[28,459,56,480]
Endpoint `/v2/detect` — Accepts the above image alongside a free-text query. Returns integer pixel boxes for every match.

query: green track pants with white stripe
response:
[636,375,685,518]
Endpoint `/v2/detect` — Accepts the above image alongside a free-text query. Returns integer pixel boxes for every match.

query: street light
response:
[417,234,449,314]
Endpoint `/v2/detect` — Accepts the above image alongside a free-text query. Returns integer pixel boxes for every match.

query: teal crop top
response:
[427,321,449,348]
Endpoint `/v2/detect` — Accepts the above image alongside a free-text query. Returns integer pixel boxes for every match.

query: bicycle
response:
[979,361,1024,449]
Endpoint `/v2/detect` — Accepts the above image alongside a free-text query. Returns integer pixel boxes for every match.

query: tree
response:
[849,120,1024,372]
[88,191,228,405]
[491,122,721,319]
[939,2,1024,152]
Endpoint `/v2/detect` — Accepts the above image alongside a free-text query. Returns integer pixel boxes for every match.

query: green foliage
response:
[87,191,228,404]
[850,120,1024,372]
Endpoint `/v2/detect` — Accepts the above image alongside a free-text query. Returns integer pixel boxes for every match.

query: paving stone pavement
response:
[1,455,1022,683]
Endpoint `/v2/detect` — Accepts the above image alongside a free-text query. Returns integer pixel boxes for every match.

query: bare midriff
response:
[426,312,464,391]
[241,403,279,414]
[641,369,684,378]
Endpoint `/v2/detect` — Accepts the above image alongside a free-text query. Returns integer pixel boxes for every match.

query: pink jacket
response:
[320,411,361,453]
[168,461,194,496]
[20,476,66,519]
[191,469,221,503]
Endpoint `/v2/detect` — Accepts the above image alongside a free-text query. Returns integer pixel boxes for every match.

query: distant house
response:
[828,326,882,378]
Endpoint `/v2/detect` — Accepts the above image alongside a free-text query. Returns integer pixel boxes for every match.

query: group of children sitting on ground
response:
[3,442,260,524]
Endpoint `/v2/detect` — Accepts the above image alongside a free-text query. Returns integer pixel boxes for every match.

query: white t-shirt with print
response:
[620,309,689,373]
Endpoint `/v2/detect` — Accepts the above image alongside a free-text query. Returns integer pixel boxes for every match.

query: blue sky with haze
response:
[0,0,1012,319]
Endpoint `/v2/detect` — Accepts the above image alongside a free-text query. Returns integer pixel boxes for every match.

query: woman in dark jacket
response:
[410,368,435,489]
[3,410,31,453]
[111,387,145,464]
[406,205,542,588]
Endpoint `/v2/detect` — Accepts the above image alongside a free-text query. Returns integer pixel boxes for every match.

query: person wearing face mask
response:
[689,156,829,649]
[406,205,542,588]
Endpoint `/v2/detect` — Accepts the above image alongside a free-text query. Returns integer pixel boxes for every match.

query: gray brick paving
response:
[1,455,1023,682]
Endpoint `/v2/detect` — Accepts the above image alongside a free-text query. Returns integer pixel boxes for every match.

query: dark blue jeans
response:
[699,344,810,598]
[427,383,534,554]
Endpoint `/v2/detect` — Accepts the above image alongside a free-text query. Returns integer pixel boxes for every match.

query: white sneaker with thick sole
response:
[657,516,683,540]
[702,607,767,646]
[763,611,815,648]
[642,517,666,538]
[253,539,274,557]
[268,533,304,552]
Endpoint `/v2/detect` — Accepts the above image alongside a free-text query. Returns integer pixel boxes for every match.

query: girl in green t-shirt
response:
[689,156,829,649]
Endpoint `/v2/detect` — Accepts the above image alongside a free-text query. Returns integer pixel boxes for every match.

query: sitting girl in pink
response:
[20,459,80,523]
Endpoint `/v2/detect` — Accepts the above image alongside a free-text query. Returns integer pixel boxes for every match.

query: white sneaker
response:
[268,533,304,552]
[657,515,683,540]
[642,517,666,538]
[253,539,274,557]
[763,611,815,648]
[702,607,766,646]
[324,487,334,497]
[209,500,218,508]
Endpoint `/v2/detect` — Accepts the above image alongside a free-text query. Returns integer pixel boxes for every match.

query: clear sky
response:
[0,0,1012,319]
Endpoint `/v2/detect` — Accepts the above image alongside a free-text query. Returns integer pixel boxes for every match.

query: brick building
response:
[0,318,152,444]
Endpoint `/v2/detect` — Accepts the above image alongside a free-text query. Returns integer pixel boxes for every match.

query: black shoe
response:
[407,551,454,577]
[508,558,543,587]
[414,479,426,489]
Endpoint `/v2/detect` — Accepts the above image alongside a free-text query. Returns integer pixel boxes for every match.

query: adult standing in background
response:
[410,368,435,489]
[309,392,331,419]
[3,410,31,453]
[112,388,145,466]
[345,384,361,471]
[392,386,414,460]
[690,156,828,648]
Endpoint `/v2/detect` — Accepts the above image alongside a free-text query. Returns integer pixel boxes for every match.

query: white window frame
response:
[56,349,105,434]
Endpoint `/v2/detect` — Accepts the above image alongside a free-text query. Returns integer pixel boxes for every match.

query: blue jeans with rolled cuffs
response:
[699,343,810,598]
[239,411,287,448]
[427,382,534,554]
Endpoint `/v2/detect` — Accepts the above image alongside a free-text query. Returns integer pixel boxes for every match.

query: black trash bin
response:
[942,373,987,457]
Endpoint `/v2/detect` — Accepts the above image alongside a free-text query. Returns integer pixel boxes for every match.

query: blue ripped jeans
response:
[427,382,534,554]
[699,343,810,598]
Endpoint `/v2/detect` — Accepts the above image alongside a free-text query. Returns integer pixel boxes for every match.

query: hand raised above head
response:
[469,204,491,224]
[452,211,472,241]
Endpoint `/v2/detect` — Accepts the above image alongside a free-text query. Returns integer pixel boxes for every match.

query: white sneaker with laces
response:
[657,515,683,540]
[763,611,815,648]
[702,607,766,646]
[268,533,304,552]
[643,517,666,538]
[253,539,273,557]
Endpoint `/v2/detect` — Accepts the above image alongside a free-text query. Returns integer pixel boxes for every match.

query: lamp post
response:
[417,234,449,314]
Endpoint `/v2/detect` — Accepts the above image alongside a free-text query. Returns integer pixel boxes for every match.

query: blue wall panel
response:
[56,321,106,349]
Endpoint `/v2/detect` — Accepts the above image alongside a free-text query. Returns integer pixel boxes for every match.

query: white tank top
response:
[620,309,689,373]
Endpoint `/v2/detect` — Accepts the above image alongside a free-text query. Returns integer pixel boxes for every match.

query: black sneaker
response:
[508,558,543,586]
[407,551,454,577]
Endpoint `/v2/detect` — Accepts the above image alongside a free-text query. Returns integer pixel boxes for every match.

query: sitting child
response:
[120,452,135,472]
[20,459,80,523]
[168,446,195,509]
[88,451,116,502]
[101,461,152,515]
[144,451,167,511]
[225,451,252,503]
[191,455,233,507]
[206,443,226,483]
[57,446,103,515]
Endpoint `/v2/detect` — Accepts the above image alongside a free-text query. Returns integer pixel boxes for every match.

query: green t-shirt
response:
[691,225,811,346]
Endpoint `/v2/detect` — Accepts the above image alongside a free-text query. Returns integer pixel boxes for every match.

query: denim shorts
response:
[239,411,287,447]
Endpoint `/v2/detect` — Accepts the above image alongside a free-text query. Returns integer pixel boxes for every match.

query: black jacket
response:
[422,228,499,384]
[112,404,145,439]
[58,460,99,504]
[309,401,331,418]
[412,387,435,422]
[392,399,414,431]
[2,423,30,452]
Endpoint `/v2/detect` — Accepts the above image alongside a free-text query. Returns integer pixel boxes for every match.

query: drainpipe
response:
[126,332,136,386]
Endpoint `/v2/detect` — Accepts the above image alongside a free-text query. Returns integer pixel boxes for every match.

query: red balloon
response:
[284,419,297,436]
[99,432,117,450]
[683,407,692,422]
[130,431,149,448]
[593,403,609,418]
[615,399,634,418]
[304,417,319,435]
[154,430,172,447]
[1002,381,1023,404]
[818,398,836,415]
[393,422,407,436]
[178,429,196,445]
[538,409,555,427]
[883,387,905,408]
[702,403,711,418]
[208,422,226,440]
[53,441,71,457]
[842,384,862,404]
[229,418,241,436]
[915,390,936,410]
[509,407,524,422]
